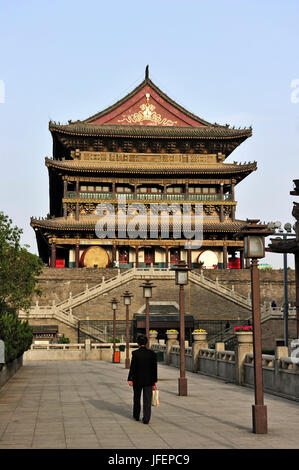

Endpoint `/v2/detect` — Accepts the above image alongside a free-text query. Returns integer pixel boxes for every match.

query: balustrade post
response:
[274,341,288,386]
[85,339,91,360]
[215,342,225,377]
[166,332,179,365]
[235,331,253,385]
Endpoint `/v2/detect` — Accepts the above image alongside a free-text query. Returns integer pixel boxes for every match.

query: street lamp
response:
[110,297,119,363]
[171,260,191,396]
[267,221,296,346]
[239,219,274,434]
[140,280,155,346]
[122,291,133,369]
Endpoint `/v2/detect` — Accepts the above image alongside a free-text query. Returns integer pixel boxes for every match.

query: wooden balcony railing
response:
[66,191,233,202]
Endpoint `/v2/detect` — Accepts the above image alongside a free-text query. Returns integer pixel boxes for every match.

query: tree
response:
[0,212,43,314]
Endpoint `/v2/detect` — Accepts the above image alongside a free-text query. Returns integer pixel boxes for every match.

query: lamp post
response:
[267,221,296,346]
[140,280,155,345]
[110,297,119,363]
[240,219,274,434]
[122,291,133,369]
[171,260,191,396]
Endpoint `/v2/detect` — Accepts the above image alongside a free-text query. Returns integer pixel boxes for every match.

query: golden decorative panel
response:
[117,93,178,126]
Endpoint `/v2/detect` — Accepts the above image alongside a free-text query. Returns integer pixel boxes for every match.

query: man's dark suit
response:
[128,346,158,423]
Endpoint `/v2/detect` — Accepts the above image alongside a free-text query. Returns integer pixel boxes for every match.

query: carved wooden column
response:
[63,179,68,198]
[75,180,80,221]
[75,243,80,268]
[220,183,224,222]
[187,246,192,268]
[185,182,189,200]
[231,180,236,221]
[165,245,169,268]
[51,242,56,268]
[223,243,228,269]
[112,243,117,263]
[63,179,68,219]
[240,250,244,269]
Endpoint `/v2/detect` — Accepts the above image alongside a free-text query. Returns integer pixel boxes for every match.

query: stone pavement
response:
[0,360,298,449]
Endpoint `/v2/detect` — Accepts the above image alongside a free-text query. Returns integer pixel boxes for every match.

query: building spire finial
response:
[145,65,149,80]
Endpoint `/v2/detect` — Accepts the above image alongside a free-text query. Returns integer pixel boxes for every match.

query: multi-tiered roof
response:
[31,69,256,265]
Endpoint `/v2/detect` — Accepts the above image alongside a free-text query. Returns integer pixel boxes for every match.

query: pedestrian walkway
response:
[0,360,298,449]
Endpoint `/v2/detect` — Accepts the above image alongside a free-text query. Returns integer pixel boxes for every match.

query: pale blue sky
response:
[1,0,298,268]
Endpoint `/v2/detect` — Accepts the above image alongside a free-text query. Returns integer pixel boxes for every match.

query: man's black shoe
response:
[142,419,149,424]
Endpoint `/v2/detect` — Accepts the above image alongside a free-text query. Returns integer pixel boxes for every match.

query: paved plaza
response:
[0,360,298,449]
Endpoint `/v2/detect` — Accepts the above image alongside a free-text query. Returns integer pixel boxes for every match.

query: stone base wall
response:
[33,268,296,309]
[0,356,23,389]
[28,267,297,349]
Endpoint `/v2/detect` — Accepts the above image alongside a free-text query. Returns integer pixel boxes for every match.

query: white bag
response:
[152,389,160,406]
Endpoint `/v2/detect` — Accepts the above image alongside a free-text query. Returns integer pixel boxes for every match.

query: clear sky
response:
[1,0,298,268]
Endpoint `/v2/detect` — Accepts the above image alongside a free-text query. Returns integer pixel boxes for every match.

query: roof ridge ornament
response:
[145,65,149,80]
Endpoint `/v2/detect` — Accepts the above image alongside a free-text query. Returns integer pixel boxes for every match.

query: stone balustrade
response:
[158,331,299,402]
[23,340,138,362]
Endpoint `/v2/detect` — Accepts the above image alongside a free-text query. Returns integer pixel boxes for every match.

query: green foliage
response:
[57,336,70,344]
[0,212,43,312]
[0,312,33,363]
[109,337,120,343]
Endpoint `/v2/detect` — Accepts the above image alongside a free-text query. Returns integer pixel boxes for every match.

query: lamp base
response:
[252,404,268,434]
[178,377,187,396]
[125,358,130,369]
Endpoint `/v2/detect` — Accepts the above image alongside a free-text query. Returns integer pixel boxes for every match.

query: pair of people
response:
[127,334,157,424]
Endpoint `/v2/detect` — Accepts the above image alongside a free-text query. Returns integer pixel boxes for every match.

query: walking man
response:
[128,334,157,424]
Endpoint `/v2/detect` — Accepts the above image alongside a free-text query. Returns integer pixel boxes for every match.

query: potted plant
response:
[166,329,178,340]
[192,329,207,341]
[234,325,253,343]
[149,330,158,339]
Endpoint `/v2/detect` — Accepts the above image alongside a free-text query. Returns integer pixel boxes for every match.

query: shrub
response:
[0,312,33,363]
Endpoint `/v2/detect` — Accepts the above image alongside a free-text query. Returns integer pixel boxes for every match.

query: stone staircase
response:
[190,270,252,310]
[20,267,268,343]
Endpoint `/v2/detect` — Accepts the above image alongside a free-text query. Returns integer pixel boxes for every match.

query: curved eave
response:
[49,122,252,141]
[45,157,257,178]
[31,216,247,234]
